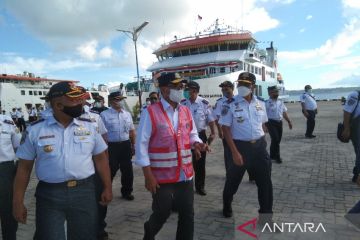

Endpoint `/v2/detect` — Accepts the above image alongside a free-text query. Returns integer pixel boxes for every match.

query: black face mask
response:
[62,104,83,118]
[272,94,279,99]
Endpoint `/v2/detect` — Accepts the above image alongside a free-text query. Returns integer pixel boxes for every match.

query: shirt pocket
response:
[255,109,266,122]
[0,131,12,144]
[73,136,94,154]
[37,138,58,158]
[233,111,247,123]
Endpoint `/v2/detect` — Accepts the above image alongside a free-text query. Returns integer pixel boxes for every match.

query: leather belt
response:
[39,175,94,188]
[234,136,264,144]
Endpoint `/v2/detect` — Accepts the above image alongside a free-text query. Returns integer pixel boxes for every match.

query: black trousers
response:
[17,118,26,132]
[191,131,207,191]
[95,173,107,238]
[223,137,273,214]
[108,140,133,195]
[0,161,18,240]
[267,119,283,160]
[144,180,194,240]
[351,117,360,176]
[305,110,316,136]
[222,139,232,173]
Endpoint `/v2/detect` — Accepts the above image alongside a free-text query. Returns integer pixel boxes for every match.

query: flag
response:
[198,15,202,21]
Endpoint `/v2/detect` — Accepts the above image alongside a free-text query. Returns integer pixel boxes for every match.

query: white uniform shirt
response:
[344,91,360,118]
[219,95,268,141]
[300,92,317,110]
[16,110,24,118]
[80,108,108,136]
[100,108,134,142]
[0,115,21,162]
[16,116,107,183]
[135,98,202,168]
[265,98,288,121]
[181,96,215,132]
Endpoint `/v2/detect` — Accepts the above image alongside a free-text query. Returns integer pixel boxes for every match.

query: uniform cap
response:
[93,95,105,101]
[157,73,186,87]
[237,72,256,84]
[108,91,126,100]
[219,81,234,88]
[47,81,88,100]
[267,85,279,91]
[305,85,312,90]
[187,81,200,90]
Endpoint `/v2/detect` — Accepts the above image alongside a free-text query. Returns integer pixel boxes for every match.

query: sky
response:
[0,0,359,90]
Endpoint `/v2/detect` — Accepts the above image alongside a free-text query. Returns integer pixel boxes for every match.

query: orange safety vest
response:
[147,102,194,183]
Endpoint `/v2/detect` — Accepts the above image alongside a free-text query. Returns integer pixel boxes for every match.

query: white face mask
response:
[94,102,102,108]
[237,86,251,97]
[169,89,184,103]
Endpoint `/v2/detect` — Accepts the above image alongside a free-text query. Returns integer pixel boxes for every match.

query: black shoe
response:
[122,194,135,201]
[275,158,282,164]
[196,188,207,196]
[223,206,233,218]
[352,175,358,183]
[305,134,316,138]
[97,232,109,240]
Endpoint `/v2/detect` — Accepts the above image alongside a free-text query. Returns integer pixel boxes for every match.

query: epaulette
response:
[30,118,45,126]
[227,98,235,104]
[89,109,99,115]
[180,99,187,103]
[4,119,15,125]
[256,96,265,102]
[77,117,92,122]
[216,97,222,102]
[202,99,209,105]
[142,106,147,109]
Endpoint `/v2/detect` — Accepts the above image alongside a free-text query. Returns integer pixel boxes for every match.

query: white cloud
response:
[306,15,313,20]
[99,47,113,59]
[343,0,360,9]
[299,28,306,33]
[76,40,98,61]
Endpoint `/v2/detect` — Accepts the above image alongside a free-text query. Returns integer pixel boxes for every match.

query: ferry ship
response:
[146,19,286,103]
[0,72,108,119]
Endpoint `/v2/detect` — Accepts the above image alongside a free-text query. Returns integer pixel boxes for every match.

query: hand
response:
[232,150,244,166]
[303,110,309,118]
[288,121,293,130]
[194,142,210,160]
[13,202,27,224]
[145,173,160,194]
[99,187,113,206]
[342,127,351,140]
[263,124,268,133]
[207,133,215,145]
[131,144,135,156]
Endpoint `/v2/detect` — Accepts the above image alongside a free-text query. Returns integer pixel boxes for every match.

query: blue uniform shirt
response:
[219,95,268,141]
[16,116,107,183]
[265,98,288,121]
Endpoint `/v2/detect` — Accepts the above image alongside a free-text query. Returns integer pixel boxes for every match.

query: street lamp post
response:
[117,21,149,109]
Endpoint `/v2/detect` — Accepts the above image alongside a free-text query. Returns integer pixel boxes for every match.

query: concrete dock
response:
[7,101,360,240]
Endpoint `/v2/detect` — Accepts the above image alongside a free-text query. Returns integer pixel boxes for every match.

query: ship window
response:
[239,43,248,50]
[190,48,199,55]
[29,91,33,95]
[220,67,226,73]
[173,51,181,57]
[251,65,254,73]
[239,61,243,70]
[43,91,47,95]
[34,91,38,96]
[181,49,189,56]
[39,91,42,96]
[229,43,240,50]
[209,67,216,74]
[209,45,218,52]
[255,67,258,74]
[199,47,208,54]
[259,68,262,75]
[220,44,228,51]
[21,90,25,95]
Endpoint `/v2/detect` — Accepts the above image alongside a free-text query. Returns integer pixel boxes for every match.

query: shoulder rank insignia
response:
[216,97,222,102]
[4,119,14,125]
[77,117,92,123]
[142,106,147,109]
[89,110,99,115]
[180,99,187,103]
[202,99,209,105]
[30,118,45,126]
[347,98,356,106]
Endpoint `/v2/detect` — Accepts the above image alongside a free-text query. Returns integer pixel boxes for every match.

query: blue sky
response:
[0,0,359,90]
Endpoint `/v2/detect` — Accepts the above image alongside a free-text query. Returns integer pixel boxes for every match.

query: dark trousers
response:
[17,118,26,132]
[0,161,18,240]
[108,140,133,195]
[351,117,360,176]
[28,116,37,123]
[305,110,316,136]
[144,180,194,240]
[223,137,273,214]
[35,176,97,240]
[267,119,283,160]
[95,173,107,238]
[192,131,207,191]
[222,139,232,173]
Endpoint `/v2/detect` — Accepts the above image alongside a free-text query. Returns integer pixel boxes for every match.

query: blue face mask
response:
[183,90,190,99]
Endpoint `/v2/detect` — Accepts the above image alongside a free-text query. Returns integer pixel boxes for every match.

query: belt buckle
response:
[250,140,256,144]
[67,180,77,187]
